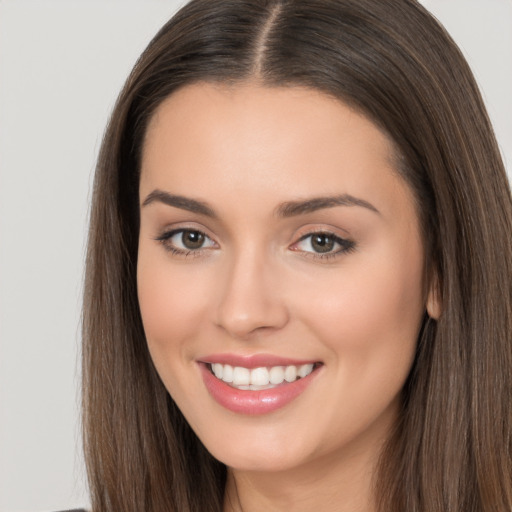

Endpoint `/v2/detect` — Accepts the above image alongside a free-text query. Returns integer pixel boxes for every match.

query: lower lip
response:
[199,363,320,415]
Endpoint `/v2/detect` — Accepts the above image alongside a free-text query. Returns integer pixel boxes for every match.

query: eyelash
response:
[155,228,216,258]
[155,229,356,260]
[293,232,356,260]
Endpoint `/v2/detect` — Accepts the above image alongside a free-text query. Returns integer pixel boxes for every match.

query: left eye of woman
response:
[292,232,355,257]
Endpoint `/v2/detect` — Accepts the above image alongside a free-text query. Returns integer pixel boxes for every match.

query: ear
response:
[426,273,442,320]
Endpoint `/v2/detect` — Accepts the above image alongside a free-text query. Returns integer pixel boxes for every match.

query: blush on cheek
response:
[308,256,424,362]
[137,257,215,358]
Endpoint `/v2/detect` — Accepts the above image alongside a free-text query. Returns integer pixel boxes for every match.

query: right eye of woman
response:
[155,228,216,256]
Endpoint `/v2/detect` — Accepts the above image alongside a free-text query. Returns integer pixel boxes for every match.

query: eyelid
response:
[153,224,355,260]
[155,226,218,256]
[290,229,355,259]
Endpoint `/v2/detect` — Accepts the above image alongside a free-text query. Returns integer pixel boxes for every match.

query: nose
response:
[214,248,289,339]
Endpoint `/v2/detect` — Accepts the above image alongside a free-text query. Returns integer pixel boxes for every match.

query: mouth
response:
[207,362,320,390]
[198,356,323,415]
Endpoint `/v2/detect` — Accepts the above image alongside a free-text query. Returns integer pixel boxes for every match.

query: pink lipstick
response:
[198,353,322,415]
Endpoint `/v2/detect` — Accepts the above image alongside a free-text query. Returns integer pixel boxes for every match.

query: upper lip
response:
[198,353,320,369]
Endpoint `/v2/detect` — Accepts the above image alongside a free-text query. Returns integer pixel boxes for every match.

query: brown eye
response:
[181,230,205,249]
[293,231,355,258]
[156,228,216,254]
[310,234,335,253]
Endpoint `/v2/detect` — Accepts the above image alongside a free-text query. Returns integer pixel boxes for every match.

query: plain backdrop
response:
[0,1,510,511]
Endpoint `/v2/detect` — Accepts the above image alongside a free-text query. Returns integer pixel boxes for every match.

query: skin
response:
[137,83,438,512]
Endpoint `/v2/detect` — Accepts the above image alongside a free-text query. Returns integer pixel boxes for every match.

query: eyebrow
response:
[275,195,380,217]
[141,189,379,218]
[142,189,216,217]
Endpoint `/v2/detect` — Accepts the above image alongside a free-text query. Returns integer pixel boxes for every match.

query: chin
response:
[213,448,303,473]
[197,422,317,473]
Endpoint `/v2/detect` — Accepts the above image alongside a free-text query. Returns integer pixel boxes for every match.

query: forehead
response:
[143,82,397,162]
[140,82,408,218]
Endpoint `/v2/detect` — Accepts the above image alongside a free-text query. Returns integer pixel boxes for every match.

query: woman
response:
[82,0,512,511]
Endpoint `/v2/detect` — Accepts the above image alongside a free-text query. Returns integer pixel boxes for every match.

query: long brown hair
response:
[82,1,512,510]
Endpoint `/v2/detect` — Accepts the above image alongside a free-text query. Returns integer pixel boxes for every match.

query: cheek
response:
[136,251,212,362]
[299,238,425,383]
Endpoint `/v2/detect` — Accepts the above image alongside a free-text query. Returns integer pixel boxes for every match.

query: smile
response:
[199,356,322,415]
[209,363,315,390]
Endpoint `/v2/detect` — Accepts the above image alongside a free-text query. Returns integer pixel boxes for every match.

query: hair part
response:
[83,1,512,511]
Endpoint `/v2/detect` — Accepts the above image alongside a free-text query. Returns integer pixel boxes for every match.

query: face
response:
[137,83,431,473]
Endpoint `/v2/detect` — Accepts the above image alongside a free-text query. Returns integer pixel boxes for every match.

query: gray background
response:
[0,1,510,510]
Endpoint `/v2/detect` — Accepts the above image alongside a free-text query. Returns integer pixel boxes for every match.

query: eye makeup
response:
[154,226,356,261]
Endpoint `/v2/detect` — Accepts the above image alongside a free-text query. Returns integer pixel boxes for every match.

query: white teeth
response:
[284,365,297,382]
[269,366,285,384]
[232,366,250,386]
[250,367,270,386]
[298,363,314,378]
[222,364,233,382]
[212,363,223,379]
[209,362,316,388]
